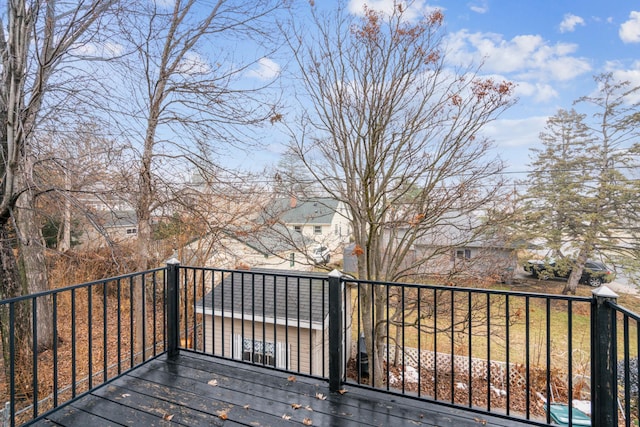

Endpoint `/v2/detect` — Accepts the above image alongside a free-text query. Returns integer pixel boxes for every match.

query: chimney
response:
[290,196,297,208]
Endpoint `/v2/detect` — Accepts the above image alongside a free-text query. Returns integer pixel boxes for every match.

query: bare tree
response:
[109,0,287,354]
[286,2,514,385]
[0,0,117,390]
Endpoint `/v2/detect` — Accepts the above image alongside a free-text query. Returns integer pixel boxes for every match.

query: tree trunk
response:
[0,222,33,397]
[15,187,54,351]
[563,247,590,295]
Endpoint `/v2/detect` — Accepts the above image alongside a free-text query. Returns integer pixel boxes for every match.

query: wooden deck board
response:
[29,352,546,427]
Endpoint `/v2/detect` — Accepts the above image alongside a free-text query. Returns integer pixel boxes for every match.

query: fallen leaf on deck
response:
[218,411,228,420]
[303,418,313,425]
[243,404,250,409]
[338,389,348,395]
[282,414,291,420]
[304,405,313,411]
[474,418,487,425]
[291,403,302,409]
[208,379,218,387]
[315,393,326,400]
[287,375,297,382]
[163,414,174,421]
[121,393,130,398]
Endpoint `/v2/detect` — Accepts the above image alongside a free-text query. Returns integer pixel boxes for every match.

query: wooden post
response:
[328,269,343,392]
[166,256,180,358]
[591,285,618,427]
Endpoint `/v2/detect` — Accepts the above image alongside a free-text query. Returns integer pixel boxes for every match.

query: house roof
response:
[267,198,340,225]
[198,268,330,326]
[92,210,137,228]
[227,224,315,256]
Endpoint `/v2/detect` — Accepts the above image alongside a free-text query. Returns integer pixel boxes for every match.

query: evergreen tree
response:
[522,74,640,294]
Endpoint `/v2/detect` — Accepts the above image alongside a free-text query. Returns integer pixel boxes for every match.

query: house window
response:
[234,335,288,369]
[126,228,137,234]
[454,249,471,261]
[289,253,295,267]
[314,225,322,234]
[294,225,302,233]
[244,339,275,366]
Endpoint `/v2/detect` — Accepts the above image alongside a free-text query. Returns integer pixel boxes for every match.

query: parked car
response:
[524,258,614,287]
[310,245,330,265]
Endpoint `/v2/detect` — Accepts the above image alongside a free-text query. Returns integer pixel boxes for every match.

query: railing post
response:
[328,269,343,392]
[591,285,619,427]
[166,256,180,358]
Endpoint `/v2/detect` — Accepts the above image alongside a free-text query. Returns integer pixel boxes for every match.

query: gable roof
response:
[198,268,330,329]
[267,198,340,225]
[226,224,315,256]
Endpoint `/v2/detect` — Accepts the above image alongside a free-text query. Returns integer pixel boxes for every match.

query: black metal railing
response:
[2,262,638,426]
[325,274,638,427]
[611,299,640,427]
[175,265,330,378]
[0,268,167,426]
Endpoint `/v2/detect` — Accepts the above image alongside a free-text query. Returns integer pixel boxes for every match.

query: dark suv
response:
[524,259,614,287]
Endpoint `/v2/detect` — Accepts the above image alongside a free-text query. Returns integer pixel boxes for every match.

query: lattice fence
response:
[354,344,528,388]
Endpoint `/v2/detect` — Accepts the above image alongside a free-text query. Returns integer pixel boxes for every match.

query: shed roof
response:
[198,268,330,327]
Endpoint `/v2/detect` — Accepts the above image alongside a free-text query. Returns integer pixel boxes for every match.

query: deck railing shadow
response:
[0,261,637,426]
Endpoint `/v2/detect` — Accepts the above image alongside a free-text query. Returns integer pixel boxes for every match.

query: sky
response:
[245,0,640,180]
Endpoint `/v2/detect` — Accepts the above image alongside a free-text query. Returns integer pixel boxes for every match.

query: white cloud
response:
[70,41,124,58]
[606,60,640,103]
[620,11,640,43]
[176,52,211,75]
[469,1,488,14]
[514,81,559,103]
[481,116,548,148]
[245,57,281,81]
[446,30,591,82]
[347,0,441,21]
[559,14,585,33]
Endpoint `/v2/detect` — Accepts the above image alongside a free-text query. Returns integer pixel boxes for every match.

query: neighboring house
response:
[343,211,517,281]
[264,197,352,256]
[77,210,138,249]
[182,224,319,272]
[195,269,353,377]
[409,215,518,281]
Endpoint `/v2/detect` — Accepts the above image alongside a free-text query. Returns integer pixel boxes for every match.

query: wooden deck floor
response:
[28,352,546,427]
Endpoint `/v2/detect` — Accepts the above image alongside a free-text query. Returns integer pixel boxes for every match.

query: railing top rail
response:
[609,299,640,322]
[178,265,331,281]
[341,276,592,302]
[0,266,167,306]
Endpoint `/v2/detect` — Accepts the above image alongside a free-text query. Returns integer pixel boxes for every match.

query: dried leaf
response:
[337,389,348,395]
[243,404,250,409]
[474,418,487,425]
[208,379,218,387]
[218,411,228,420]
[315,393,326,400]
[121,393,130,398]
[282,414,291,420]
[287,375,297,382]
[303,418,313,425]
[163,414,174,421]
[304,405,313,411]
[291,403,302,409]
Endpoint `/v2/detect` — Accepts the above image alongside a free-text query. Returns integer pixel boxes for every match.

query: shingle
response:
[200,269,329,324]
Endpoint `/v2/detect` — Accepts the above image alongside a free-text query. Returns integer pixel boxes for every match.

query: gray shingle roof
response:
[269,198,340,225]
[227,224,314,255]
[199,268,329,326]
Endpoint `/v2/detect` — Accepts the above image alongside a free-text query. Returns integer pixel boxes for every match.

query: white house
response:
[263,197,352,257]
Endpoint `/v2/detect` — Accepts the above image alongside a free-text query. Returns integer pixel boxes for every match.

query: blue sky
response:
[241,1,640,178]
